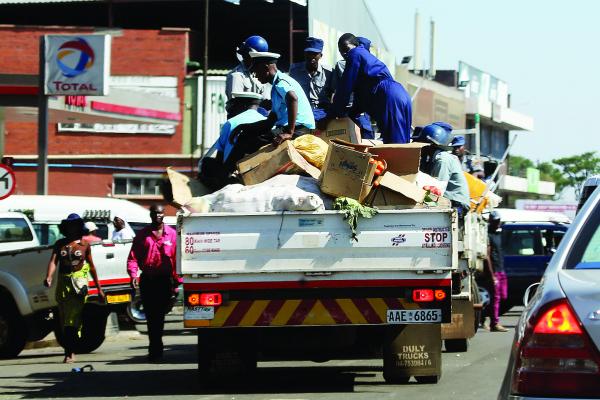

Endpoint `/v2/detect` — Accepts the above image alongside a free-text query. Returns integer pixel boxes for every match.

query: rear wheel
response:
[445,338,469,352]
[0,306,27,359]
[472,280,482,334]
[415,375,440,384]
[126,294,146,324]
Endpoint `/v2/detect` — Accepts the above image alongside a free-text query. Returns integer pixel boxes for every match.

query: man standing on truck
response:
[318,33,411,143]
[223,51,315,175]
[225,35,270,103]
[331,36,374,139]
[127,204,180,361]
[289,37,334,122]
[482,210,509,332]
[451,136,485,179]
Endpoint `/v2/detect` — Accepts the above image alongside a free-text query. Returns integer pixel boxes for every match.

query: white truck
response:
[0,211,135,359]
[178,207,487,383]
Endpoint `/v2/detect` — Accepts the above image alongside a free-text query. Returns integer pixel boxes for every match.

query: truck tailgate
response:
[179,209,457,276]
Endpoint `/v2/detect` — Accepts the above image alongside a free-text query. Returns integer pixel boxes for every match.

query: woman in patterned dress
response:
[44,214,105,363]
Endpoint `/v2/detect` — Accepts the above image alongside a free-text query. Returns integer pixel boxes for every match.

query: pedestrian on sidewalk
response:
[482,210,509,332]
[44,213,105,363]
[127,204,180,361]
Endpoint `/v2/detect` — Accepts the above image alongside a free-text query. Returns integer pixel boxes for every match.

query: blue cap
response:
[304,37,324,53]
[64,213,82,221]
[357,36,371,51]
[451,135,466,147]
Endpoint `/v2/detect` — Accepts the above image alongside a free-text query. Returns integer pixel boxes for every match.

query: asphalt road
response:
[0,308,521,400]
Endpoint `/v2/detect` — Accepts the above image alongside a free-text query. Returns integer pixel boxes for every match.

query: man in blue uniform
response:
[451,135,485,179]
[331,36,374,139]
[413,122,471,212]
[319,33,412,144]
[223,51,315,175]
[289,37,334,122]
[199,92,267,189]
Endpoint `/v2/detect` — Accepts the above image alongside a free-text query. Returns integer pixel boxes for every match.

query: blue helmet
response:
[412,122,453,149]
[238,36,268,54]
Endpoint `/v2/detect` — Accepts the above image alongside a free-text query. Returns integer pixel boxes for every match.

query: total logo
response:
[57,38,95,77]
[391,234,406,246]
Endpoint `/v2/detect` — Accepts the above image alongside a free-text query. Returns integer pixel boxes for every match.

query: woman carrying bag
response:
[44,213,105,363]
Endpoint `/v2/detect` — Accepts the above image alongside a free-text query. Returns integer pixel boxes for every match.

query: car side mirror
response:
[523,282,540,307]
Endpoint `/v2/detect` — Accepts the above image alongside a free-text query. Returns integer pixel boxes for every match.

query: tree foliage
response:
[509,155,571,198]
[552,152,600,199]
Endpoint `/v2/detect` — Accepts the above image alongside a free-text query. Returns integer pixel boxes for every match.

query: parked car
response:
[498,181,600,399]
[577,173,600,214]
[477,209,570,314]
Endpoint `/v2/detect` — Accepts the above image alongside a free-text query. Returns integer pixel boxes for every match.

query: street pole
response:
[0,107,5,160]
[475,113,481,163]
[200,0,209,157]
[37,36,49,195]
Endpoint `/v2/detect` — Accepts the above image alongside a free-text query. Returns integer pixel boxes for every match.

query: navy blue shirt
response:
[488,228,505,273]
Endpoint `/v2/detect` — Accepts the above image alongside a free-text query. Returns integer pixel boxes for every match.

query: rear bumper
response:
[183,285,452,328]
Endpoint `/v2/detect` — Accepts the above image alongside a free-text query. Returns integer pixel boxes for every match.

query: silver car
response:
[498,187,600,399]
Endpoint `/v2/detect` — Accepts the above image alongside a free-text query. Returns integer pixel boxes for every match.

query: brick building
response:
[0,26,199,214]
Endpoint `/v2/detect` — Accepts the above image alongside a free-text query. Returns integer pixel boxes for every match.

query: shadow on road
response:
[0,362,389,397]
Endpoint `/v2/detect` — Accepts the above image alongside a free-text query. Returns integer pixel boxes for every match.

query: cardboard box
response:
[369,143,430,183]
[237,141,321,186]
[311,117,361,144]
[318,140,377,202]
[164,167,213,208]
[370,172,427,207]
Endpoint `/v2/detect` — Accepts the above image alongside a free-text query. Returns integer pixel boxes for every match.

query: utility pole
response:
[201,0,209,156]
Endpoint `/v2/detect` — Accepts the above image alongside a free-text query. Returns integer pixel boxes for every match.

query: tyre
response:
[415,375,440,384]
[126,294,146,324]
[54,304,108,354]
[0,306,27,359]
[383,374,410,384]
[472,280,482,334]
[445,338,468,352]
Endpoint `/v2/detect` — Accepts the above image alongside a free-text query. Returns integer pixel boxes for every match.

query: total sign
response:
[44,35,111,96]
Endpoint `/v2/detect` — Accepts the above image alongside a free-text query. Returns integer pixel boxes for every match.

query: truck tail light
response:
[434,290,446,300]
[188,293,200,306]
[200,293,222,306]
[512,299,600,397]
[413,289,433,301]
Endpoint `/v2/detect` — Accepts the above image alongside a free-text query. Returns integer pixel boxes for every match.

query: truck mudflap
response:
[183,281,451,328]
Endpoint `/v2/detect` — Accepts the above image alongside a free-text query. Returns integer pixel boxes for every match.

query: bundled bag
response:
[292,135,328,168]
[66,244,89,297]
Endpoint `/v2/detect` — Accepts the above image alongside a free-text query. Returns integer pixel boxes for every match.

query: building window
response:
[113,174,162,196]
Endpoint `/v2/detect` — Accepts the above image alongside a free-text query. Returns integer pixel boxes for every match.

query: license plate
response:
[185,306,214,320]
[106,293,131,304]
[387,309,442,323]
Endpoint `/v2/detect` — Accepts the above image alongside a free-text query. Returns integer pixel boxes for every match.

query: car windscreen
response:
[566,203,600,269]
[0,218,35,243]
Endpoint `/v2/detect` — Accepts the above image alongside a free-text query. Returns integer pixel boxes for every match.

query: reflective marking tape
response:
[239,300,270,326]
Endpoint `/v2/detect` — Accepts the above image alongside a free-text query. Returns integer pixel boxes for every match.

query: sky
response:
[365,0,600,166]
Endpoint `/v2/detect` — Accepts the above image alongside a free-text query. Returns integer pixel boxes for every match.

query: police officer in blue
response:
[223,51,315,175]
[289,37,334,122]
[200,92,267,189]
[225,36,271,104]
[451,135,485,179]
[331,36,374,139]
[319,33,412,144]
[413,122,471,213]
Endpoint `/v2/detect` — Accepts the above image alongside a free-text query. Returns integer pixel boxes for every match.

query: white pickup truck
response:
[178,207,487,384]
[0,211,135,359]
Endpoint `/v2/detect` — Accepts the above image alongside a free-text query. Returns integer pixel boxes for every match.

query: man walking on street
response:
[127,204,180,360]
[483,210,509,332]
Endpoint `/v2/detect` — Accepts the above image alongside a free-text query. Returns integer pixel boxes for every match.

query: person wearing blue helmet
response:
[225,35,271,103]
[330,36,374,138]
[451,135,485,179]
[319,33,411,143]
[289,37,334,122]
[413,122,470,212]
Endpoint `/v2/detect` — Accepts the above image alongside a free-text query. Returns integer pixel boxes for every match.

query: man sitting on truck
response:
[200,92,267,189]
[222,51,315,176]
[413,122,471,213]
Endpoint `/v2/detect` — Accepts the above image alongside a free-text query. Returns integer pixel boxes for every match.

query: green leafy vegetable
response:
[333,197,378,241]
